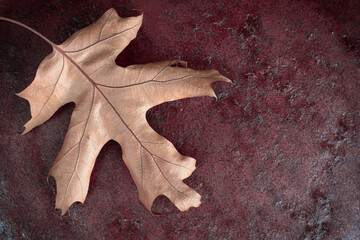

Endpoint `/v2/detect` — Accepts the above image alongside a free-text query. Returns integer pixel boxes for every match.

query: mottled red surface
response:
[1,0,359,239]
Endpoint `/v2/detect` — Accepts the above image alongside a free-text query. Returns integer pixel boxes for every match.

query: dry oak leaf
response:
[15,8,230,215]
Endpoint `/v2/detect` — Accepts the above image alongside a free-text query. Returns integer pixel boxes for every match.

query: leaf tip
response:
[210,90,218,101]
[191,194,202,209]
[215,74,232,84]
[53,204,66,216]
[21,122,34,135]
[56,204,70,216]
[58,208,65,216]
[223,76,232,84]
[20,126,28,135]
[15,91,24,98]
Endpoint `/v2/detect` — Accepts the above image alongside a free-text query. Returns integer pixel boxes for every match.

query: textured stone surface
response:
[0,0,359,239]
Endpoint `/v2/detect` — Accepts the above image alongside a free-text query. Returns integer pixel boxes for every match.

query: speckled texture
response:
[0,0,359,239]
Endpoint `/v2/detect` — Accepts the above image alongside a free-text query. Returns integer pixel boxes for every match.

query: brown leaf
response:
[16,8,230,215]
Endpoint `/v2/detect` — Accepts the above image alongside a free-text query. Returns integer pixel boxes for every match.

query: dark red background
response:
[1,0,359,239]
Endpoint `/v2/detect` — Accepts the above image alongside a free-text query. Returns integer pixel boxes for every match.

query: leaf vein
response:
[98,9,114,40]
[31,55,65,121]
[153,155,192,170]
[151,154,192,200]
[61,87,95,208]
[96,74,213,89]
[64,23,141,54]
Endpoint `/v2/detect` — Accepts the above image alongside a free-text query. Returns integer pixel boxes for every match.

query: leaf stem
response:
[0,17,56,47]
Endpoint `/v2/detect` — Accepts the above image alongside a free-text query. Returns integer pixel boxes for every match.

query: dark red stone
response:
[0,0,359,239]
